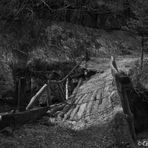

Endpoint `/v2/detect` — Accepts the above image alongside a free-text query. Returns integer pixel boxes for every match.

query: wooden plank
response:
[0,107,49,130]
[70,78,83,98]
[84,90,98,120]
[58,103,72,118]
[26,84,47,110]
[63,108,73,121]
[47,104,65,116]
[76,103,87,120]
[69,105,80,121]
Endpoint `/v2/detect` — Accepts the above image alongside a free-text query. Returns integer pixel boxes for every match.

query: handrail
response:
[50,58,84,84]
[25,58,85,110]
[26,84,47,110]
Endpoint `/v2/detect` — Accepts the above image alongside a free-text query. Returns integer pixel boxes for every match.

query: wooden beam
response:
[17,78,21,111]
[26,84,47,110]
[65,78,69,100]
[0,106,50,130]
[110,56,137,142]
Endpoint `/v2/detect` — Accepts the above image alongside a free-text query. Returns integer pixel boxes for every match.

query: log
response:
[78,94,87,105]
[0,106,50,130]
[26,84,47,110]
[58,104,72,118]
[66,78,69,100]
[68,95,84,120]
[69,105,80,120]
[74,95,84,105]
[72,93,88,120]
[110,56,137,142]
[63,107,74,121]
[93,90,103,113]
[84,89,98,120]
[46,104,65,116]
[75,103,87,120]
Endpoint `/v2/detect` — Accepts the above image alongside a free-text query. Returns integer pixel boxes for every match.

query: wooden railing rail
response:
[50,58,84,84]
[25,58,84,110]
[26,84,48,110]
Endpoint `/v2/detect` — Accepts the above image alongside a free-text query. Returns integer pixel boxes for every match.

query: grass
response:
[0,117,132,148]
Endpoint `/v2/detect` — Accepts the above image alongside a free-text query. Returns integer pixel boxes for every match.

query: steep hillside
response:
[0,22,141,100]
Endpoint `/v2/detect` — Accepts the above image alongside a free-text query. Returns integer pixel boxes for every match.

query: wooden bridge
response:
[1,56,148,146]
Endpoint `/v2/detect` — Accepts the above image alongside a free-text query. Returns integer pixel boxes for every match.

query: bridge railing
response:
[25,58,85,111]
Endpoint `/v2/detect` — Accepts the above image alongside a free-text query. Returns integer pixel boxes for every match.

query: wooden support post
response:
[66,78,69,100]
[17,78,21,111]
[46,81,51,106]
[58,83,65,101]
[110,56,137,142]
[17,77,27,111]
[116,83,137,142]
[26,84,47,110]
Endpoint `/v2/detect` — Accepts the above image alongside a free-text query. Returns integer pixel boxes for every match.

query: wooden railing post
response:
[17,77,27,111]
[66,78,69,100]
[110,56,137,142]
[17,78,21,111]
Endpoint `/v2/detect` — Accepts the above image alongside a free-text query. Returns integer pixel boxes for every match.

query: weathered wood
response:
[110,56,119,75]
[58,103,72,118]
[17,77,27,111]
[71,78,83,97]
[69,105,80,120]
[0,106,50,130]
[46,104,65,116]
[85,89,98,118]
[26,84,47,110]
[58,83,65,101]
[50,58,84,84]
[66,78,69,100]
[17,78,21,111]
[46,81,52,106]
[63,108,73,121]
[76,103,87,120]
[110,56,136,142]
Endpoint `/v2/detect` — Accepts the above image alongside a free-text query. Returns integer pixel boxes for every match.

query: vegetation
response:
[0,1,148,147]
